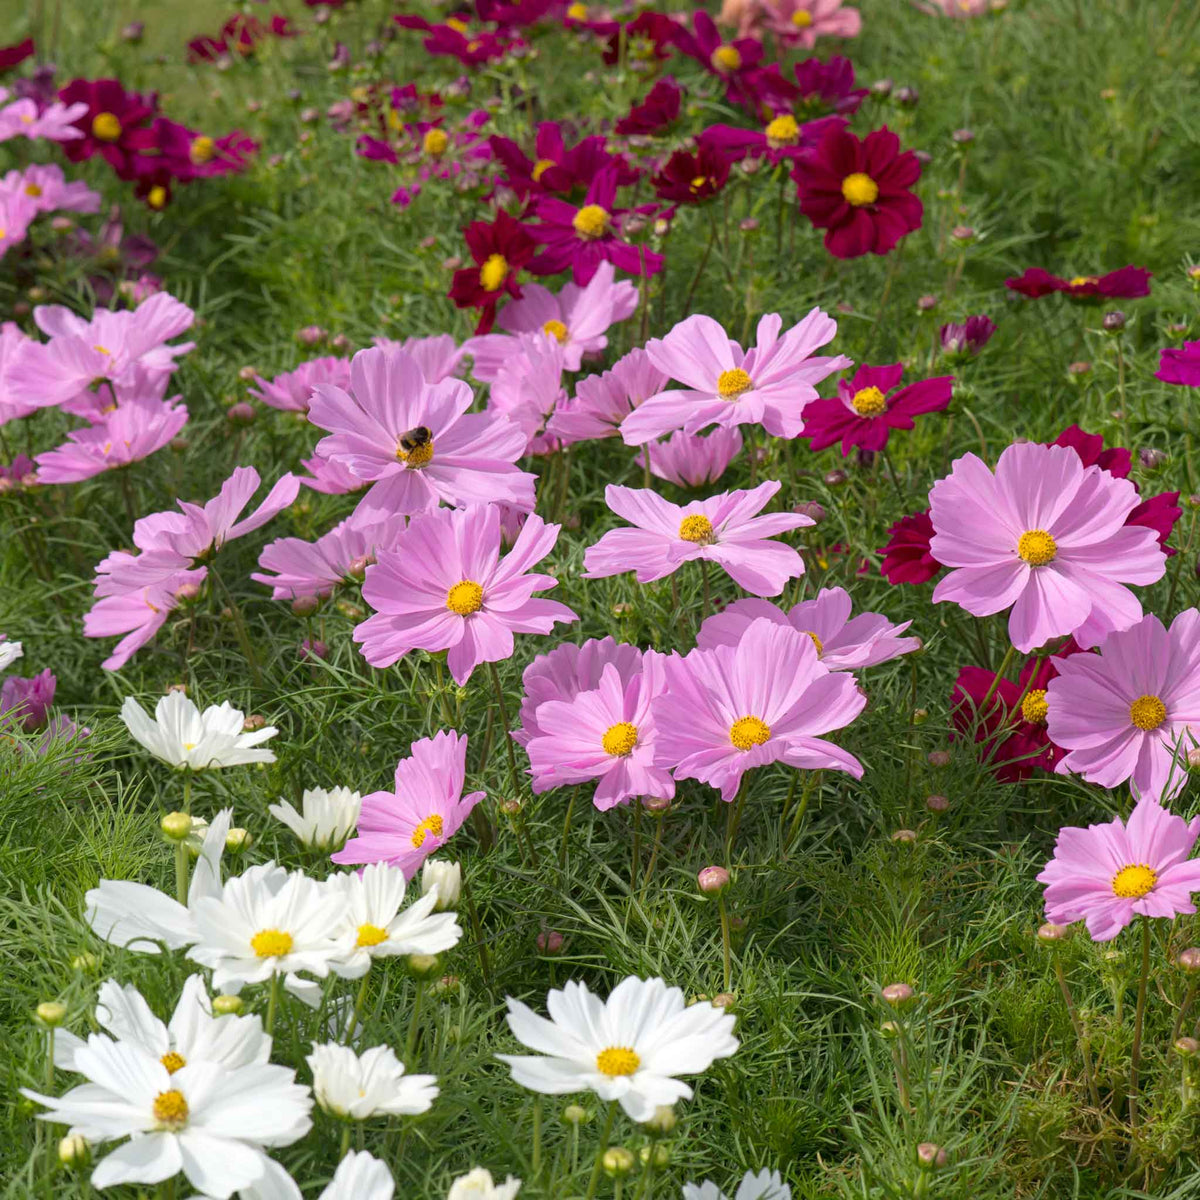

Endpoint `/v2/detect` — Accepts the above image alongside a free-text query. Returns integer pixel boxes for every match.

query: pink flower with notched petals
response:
[929,443,1166,653]
[1037,798,1200,941]
[620,311,849,445]
[651,618,865,801]
[371,334,466,384]
[308,345,536,519]
[547,348,668,446]
[1047,610,1200,804]
[635,428,744,488]
[0,322,37,427]
[698,588,918,670]
[527,657,675,811]
[583,480,810,596]
[0,96,88,142]
[0,189,37,259]
[761,0,861,46]
[83,566,207,671]
[298,451,368,496]
[355,503,578,684]
[487,333,566,455]
[248,356,351,413]
[332,729,485,880]
[2,164,100,215]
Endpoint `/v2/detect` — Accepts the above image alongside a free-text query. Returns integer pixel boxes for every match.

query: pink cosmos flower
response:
[651,618,865,801]
[355,503,578,684]
[526,657,675,810]
[298,451,368,496]
[698,588,918,670]
[1047,610,1200,803]
[0,189,36,259]
[1036,798,1200,941]
[308,345,536,518]
[761,0,861,45]
[35,394,188,483]
[546,348,668,446]
[83,566,207,671]
[332,730,485,879]
[0,95,87,142]
[464,261,639,379]
[928,443,1166,652]
[584,480,810,596]
[2,164,100,216]
[514,637,645,747]
[635,428,744,488]
[248,356,351,413]
[371,334,466,383]
[619,311,850,445]
[487,333,566,455]
[0,322,36,427]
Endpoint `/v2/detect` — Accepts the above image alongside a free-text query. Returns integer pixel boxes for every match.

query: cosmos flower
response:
[447,1169,522,1200]
[0,636,22,671]
[792,124,923,258]
[939,315,996,361]
[699,112,841,169]
[485,332,567,455]
[800,363,953,455]
[0,93,88,143]
[615,77,682,137]
[1047,610,1200,802]
[489,122,637,199]
[393,15,520,66]
[684,1169,791,1200]
[1004,266,1152,301]
[547,347,668,445]
[307,1043,438,1119]
[0,667,55,732]
[83,565,206,671]
[634,427,744,488]
[671,11,764,102]
[1037,798,1200,941]
[333,730,486,879]
[355,504,577,684]
[0,322,36,426]
[321,1152,395,1200]
[268,786,363,850]
[620,311,849,444]
[652,144,733,205]
[371,333,467,383]
[55,78,157,178]
[248,356,352,413]
[1157,341,1200,388]
[497,976,738,1121]
[760,0,861,45]
[928,443,1166,652]
[449,209,537,334]
[120,690,278,770]
[1,163,101,215]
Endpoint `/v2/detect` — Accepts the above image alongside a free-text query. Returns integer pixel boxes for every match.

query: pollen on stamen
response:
[446,579,484,615]
[791,8,813,25]
[596,1046,640,1076]
[802,631,824,657]
[678,514,715,544]
[152,1089,189,1129]
[573,204,611,241]
[160,1051,186,1074]
[1017,529,1057,566]
[730,715,771,750]
[543,318,569,344]
[410,813,445,849]
[356,923,388,947]
[716,367,752,399]
[1129,694,1167,731]
[1021,688,1049,724]
[711,45,742,72]
[765,115,800,148]
[850,386,886,416]
[250,928,294,958]
[1112,862,1157,899]
[602,721,638,757]
[841,172,879,207]
[479,253,508,292]
[423,128,450,157]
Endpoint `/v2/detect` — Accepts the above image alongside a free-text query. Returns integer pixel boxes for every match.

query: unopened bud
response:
[871,78,893,98]
[697,865,730,895]
[895,86,919,107]
[299,638,329,662]
[643,1105,676,1134]
[711,991,736,1009]
[1138,447,1166,470]
[891,829,918,845]
[917,294,938,313]
[912,708,929,725]
[879,1020,901,1040]
[951,128,974,146]
[1178,948,1200,973]
[641,794,671,814]
[927,749,951,768]
[121,21,144,42]
[1101,310,1126,333]
[225,828,251,852]
[212,994,243,1016]
[408,953,441,979]
[161,811,192,842]
[823,469,848,487]
[347,555,370,581]
[498,797,523,817]
[237,365,258,382]
[925,794,949,813]
[793,500,826,524]
[292,595,322,617]
[70,953,98,972]
[639,1143,671,1168]
[422,860,462,910]
[226,402,255,426]
[917,1143,948,1169]
[58,1134,90,1166]
[563,1103,589,1126]
[35,1001,67,1027]
[881,983,915,1007]
[536,930,565,955]
[1176,1036,1200,1058]
[1037,922,1070,944]
[951,225,975,244]
[602,1147,635,1177]
[174,582,202,604]
[432,974,461,997]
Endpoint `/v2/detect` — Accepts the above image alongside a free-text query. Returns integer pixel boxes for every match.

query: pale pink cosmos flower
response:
[59,363,172,424]
[547,347,669,446]
[371,334,466,383]
[35,394,188,483]
[84,566,207,671]
[651,618,866,801]
[1047,610,1200,803]
[487,332,567,456]
[761,0,862,46]
[929,443,1166,653]
[0,189,37,259]
[527,656,674,811]
[634,428,744,488]
[356,503,578,684]
[0,95,87,143]
[248,356,351,413]
[0,322,36,427]
[298,451,368,495]
[308,344,536,518]
[332,729,485,879]
[698,588,919,670]
[1,164,101,216]
[1037,798,1200,941]
[584,480,810,596]
[619,310,850,445]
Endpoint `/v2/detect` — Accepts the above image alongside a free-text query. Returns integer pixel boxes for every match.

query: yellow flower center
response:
[479,253,509,292]
[397,427,434,468]
[532,158,556,182]
[152,1089,189,1129]
[445,17,469,32]
[690,175,709,191]
[711,45,742,72]
[1112,863,1157,899]
[148,186,168,210]
[567,1,589,17]
[250,928,294,958]
[446,580,484,615]
[851,386,887,416]
[1017,529,1057,566]
[356,923,388,947]
[678,514,715,544]
[190,135,215,165]
[1129,694,1167,731]
[543,318,569,343]
[1069,276,1098,287]
[91,111,122,142]
[423,128,450,157]
[410,813,445,849]
[802,631,823,657]
[602,722,638,757]
[1021,688,1049,725]
[93,344,111,356]
[765,115,800,148]
[717,367,752,398]
[160,1051,186,1074]
[573,204,611,240]
[730,715,771,750]
[841,172,879,207]
[596,1046,640,1076]
[24,183,43,197]
[791,8,814,25]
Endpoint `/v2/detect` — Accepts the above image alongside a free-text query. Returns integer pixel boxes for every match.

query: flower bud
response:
[925,794,949,813]
[711,991,736,1009]
[951,225,976,245]
[912,707,929,725]
[1177,947,1200,973]
[70,953,99,972]
[121,21,144,42]
[58,1134,89,1166]
[602,1147,635,1177]
[641,795,671,814]
[1138,447,1166,471]
[793,500,826,524]
[563,1103,589,1126]
[823,469,848,487]
[299,638,329,662]
[1037,922,1070,944]
[291,595,322,617]
[917,1143,948,1169]
[917,294,939,313]
[174,581,202,605]
[879,1020,901,1040]
[432,974,461,998]
[498,797,523,817]
[347,555,370,581]
[891,829,918,845]
[243,714,266,731]
[697,865,730,895]
[951,128,974,146]
[1176,1036,1200,1058]
[161,811,192,842]
[408,953,442,979]
[226,402,255,426]
[296,325,326,346]
[895,86,919,108]
[643,1105,676,1134]
[422,859,462,910]
[35,1001,67,1027]
[871,78,893,98]
[881,982,915,1007]
[640,1143,671,1168]
[739,217,759,233]
[927,749,952,768]
[225,827,251,852]
[537,930,565,955]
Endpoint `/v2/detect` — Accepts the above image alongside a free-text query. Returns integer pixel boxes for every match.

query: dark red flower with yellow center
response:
[614,77,682,138]
[651,144,732,205]
[394,14,520,66]
[879,509,938,585]
[490,122,638,200]
[1004,266,1152,301]
[57,78,158,180]
[449,208,537,333]
[792,124,923,258]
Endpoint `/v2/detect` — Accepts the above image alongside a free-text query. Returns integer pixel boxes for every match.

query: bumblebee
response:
[399,425,432,453]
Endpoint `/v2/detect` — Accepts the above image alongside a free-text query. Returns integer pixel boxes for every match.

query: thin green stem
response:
[488,662,522,805]
[724,777,749,864]
[532,1095,543,1177]
[345,973,369,1043]
[338,1123,351,1161]
[404,979,425,1064]
[462,872,494,993]
[1129,917,1152,1132]
[1172,981,1198,1048]
[1054,957,1101,1112]
[641,805,666,902]
[265,970,281,1037]
[559,787,578,870]
[979,642,1017,713]
[783,770,821,857]
[174,840,189,906]
[584,1101,619,1200]
[717,893,732,994]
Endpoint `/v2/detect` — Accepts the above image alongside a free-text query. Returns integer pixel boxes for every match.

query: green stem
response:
[488,663,522,802]
[461,872,493,993]
[1129,917,1152,1132]
[641,805,666,902]
[532,1094,543,1177]
[338,1123,351,1160]
[182,772,192,815]
[1054,957,1101,1112]
[630,801,641,892]
[979,642,1017,713]
[584,1101,619,1200]
[346,974,369,1043]
[265,970,281,1037]
[725,776,750,864]
[174,840,189,906]
[559,787,578,870]
[404,978,425,1064]
[783,770,821,857]
[717,893,732,994]
[212,569,263,688]
[1172,981,1198,1048]
[700,558,712,623]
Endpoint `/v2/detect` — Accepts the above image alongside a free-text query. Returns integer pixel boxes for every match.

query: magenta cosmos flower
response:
[248,356,351,413]
[620,311,849,445]
[307,344,536,518]
[526,657,675,810]
[635,428,744,488]
[547,348,668,446]
[1037,799,1200,941]
[584,480,810,596]
[1157,342,1200,388]
[801,363,953,455]
[698,588,918,670]
[1047,610,1200,803]
[929,442,1166,652]
[652,618,865,801]
[356,503,578,684]
[1004,266,1151,301]
[333,730,485,879]
[84,565,207,670]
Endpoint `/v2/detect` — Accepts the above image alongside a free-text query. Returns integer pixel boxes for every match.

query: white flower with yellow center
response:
[683,1168,791,1200]
[268,786,362,850]
[0,637,22,671]
[121,691,278,770]
[307,1042,438,1120]
[329,861,463,980]
[496,976,738,1121]
[447,1168,523,1200]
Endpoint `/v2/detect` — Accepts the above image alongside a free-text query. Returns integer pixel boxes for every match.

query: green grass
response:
[3,0,1200,1195]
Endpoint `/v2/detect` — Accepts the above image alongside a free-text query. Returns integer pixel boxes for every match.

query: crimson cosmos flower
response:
[614,77,682,137]
[601,11,679,66]
[879,509,938,585]
[490,123,638,199]
[394,14,519,66]
[57,79,157,180]
[0,38,34,71]
[651,144,732,205]
[1005,266,1152,300]
[449,208,537,333]
[1157,341,1200,387]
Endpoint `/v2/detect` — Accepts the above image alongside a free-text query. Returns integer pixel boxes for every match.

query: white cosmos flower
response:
[55,975,270,1075]
[22,1035,311,1199]
[447,1168,523,1200]
[121,691,278,770]
[421,859,462,911]
[307,1042,438,1119]
[497,976,739,1122]
[187,867,353,991]
[268,786,361,849]
[330,861,463,980]
[320,1151,394,1200]
[0,637,22,671]
[682,1169,791,1200]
